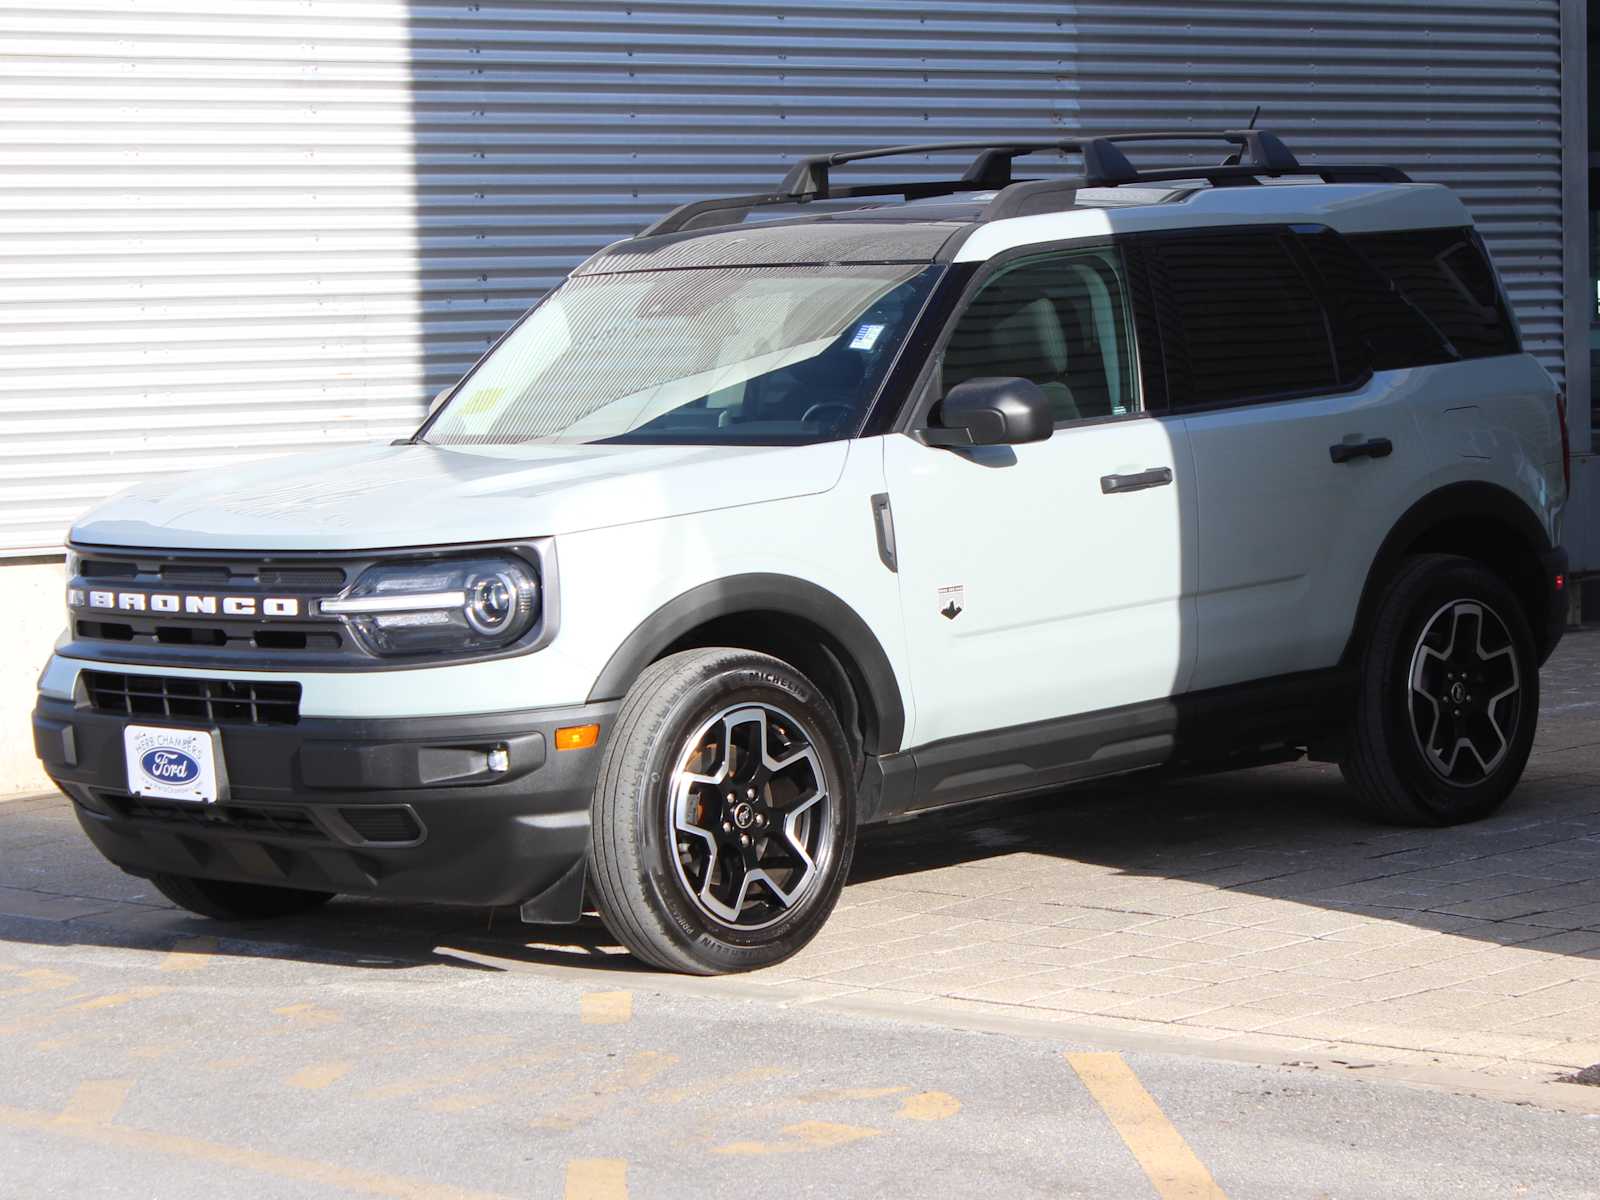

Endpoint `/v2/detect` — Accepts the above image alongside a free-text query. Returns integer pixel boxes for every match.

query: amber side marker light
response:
[555,724,600,751]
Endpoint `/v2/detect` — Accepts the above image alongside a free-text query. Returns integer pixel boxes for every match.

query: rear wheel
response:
[587,648,855,974]
[1340,554,1538,825]
[149,873,335,920]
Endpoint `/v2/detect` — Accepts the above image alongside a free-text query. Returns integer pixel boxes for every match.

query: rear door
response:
[1140,227,1418,690]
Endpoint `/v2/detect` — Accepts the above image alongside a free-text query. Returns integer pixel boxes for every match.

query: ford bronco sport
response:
[34,131,1570,974]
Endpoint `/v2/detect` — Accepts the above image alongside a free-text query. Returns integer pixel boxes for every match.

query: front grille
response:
[69,547,351,662]
[98,791,325,840]
[339,806,423,844]
[258,567,346,590]
[73,619,342,653]
[83,670,302,726]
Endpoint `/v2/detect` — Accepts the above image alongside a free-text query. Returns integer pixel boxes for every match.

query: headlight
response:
[321,554,540,657]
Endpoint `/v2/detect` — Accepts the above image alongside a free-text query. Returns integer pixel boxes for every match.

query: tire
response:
[587,647,856,974]
[1340,553,1539,826]
[149,873,336,921]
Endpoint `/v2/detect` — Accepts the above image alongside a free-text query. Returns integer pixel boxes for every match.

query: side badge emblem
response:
[938,585,964,620]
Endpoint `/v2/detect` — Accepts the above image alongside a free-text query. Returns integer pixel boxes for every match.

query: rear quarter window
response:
[1346,228,1519,360]
[1295,229,1455,372]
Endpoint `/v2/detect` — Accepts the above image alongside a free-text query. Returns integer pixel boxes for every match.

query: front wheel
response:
[1340,553,1539,826]
[587,648,856,974]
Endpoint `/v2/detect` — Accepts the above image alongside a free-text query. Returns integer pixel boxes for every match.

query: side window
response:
[1296,228,1455,372]
[939,249,1139,424]
[1144,231,1338,411]
[1347,228,1519,360]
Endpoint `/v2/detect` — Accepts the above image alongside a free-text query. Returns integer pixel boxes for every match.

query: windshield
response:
[422,263,940,446]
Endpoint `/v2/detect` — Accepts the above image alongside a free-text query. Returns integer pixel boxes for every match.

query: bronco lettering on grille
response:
[67,588,302,618]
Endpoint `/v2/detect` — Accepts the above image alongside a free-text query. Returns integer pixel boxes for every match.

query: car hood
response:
[70,440,850,551]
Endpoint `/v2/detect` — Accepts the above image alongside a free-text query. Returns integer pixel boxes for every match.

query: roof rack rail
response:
[636,130,1410,238]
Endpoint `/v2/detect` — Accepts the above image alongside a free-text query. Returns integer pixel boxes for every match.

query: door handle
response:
[1100,466,1173,495]
[1329,437,1393,464]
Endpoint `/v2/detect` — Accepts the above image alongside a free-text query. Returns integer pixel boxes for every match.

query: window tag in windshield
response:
[848,324,885,351]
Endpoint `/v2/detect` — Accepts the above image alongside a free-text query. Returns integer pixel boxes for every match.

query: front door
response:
[882,245,1198,754]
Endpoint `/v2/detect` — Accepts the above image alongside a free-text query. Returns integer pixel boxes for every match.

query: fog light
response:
[487,745,510,773]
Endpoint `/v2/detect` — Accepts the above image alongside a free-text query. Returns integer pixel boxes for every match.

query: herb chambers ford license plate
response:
[123,725,222,804]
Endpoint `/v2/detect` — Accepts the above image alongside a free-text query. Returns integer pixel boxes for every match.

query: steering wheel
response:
[800,402,855,433]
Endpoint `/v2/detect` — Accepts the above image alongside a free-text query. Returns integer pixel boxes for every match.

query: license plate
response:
[123,725,222,804]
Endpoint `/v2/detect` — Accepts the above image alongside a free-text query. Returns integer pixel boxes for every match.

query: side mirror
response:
[926,377,1053,447]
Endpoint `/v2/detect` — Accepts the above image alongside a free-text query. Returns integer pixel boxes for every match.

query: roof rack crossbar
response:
[777,138,1078,197]
[643,174,1051,237]
[636,130,1409,238]
[1079,129,1302,186]
[1088,162,1412,189]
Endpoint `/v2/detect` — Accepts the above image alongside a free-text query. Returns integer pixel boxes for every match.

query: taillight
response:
[1557,388,1571,493]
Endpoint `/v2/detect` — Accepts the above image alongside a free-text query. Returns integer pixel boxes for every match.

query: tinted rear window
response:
[1347,228,1518,360]
[1296,229,1455,373]
[1142,231,1338,410]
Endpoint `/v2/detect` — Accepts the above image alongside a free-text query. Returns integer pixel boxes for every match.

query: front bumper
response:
[33,694,617,919]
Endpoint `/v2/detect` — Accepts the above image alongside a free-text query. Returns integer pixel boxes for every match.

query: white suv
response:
[34,131,1571,974]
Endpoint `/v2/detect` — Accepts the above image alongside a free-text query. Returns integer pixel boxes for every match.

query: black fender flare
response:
[586,573,907,754]
[1343,480,1554,663]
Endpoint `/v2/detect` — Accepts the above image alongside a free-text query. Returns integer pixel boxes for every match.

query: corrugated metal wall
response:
[0,0,1568,556]
[1,0,430,557]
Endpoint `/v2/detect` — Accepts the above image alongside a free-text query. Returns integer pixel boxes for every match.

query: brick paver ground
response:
[745,634,1600,1078]
[4,633,1599,1082]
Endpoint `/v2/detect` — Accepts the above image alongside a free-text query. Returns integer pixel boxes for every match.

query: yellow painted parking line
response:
[1066,1052,1229,1200]
[580,990,632,1025]
[288,1060,353,1091]
[648,1065,791,1105]
[564,1158,628,1199]
[0,967,78,998]
[0,1101,520,1200]
[0,986,169,1036]
[798,1085,907,1103]
[532,1051,677,1132]
[362,1050,562,1102]
[714,1120,881,1156]
[72,987,170,1014]
[58,1079,132,1125]
[272,1001,341,1026]
[159,936,217,972]
[897,1091,960,1122]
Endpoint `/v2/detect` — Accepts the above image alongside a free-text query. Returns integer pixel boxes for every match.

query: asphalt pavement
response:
[1,911,1597,1200]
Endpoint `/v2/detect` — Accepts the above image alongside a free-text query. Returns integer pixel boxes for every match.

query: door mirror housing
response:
[925,377,1053,447]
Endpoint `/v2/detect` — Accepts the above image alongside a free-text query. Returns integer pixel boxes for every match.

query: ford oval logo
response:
[141,747,199,784]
